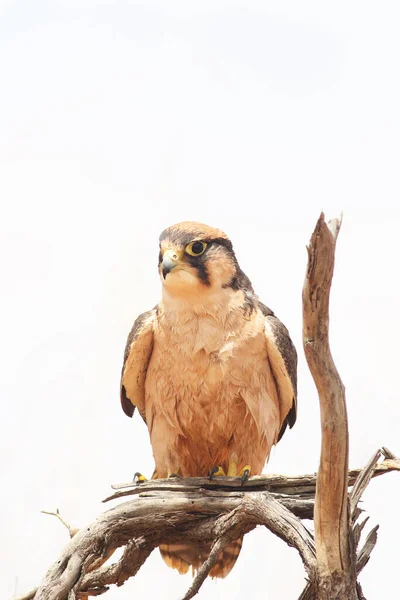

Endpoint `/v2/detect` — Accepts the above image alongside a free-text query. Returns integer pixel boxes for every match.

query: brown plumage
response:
[120,221,297,578]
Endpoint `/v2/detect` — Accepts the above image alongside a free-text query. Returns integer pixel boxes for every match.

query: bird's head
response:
[158,221,245,298]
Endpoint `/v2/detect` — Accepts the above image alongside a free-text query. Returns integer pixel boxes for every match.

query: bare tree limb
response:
[381,447,397,460]
[180,502,258,600]
[302,213,355,598]
[352,517,370,552]
[41,509,79,538]
[244,494,316,575]
[104,456,400,503]
[356,525,379,575]
[29,491,320,600]
[181,535,232,600]
[20,446,396,600]
[350,450,382,518]
[15,214,400,600]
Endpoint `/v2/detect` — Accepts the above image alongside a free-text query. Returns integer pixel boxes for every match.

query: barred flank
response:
[159,537,243,579]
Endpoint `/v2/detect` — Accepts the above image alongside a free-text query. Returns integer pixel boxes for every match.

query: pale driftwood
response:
[40,509,79,539]
[382,447,397,460]
[16,214,400,600]
[178,492,316,600]
[349,450,383,518]
[31,491,317,600]
[302,213,355,599]
[356,525,379,575]
[181,534,233,600]
[16,449,398,600]
[104,456,400,503]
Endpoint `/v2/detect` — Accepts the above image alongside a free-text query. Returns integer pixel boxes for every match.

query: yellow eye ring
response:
[185,241,207,256]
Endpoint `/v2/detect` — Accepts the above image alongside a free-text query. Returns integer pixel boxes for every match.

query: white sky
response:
[1,1,399,598]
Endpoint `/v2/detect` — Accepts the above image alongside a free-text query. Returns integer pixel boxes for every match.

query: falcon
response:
[120,221,297,578]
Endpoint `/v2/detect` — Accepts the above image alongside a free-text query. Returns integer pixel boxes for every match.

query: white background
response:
[1,1,399,598]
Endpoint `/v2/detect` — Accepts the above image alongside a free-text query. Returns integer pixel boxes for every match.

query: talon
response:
[168,473,181,479]
[239,465,251,486]
[208,466,226,481]
[133,472,147,484]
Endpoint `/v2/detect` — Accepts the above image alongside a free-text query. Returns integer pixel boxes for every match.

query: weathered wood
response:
[40,509,79,538]
[302,213,356,599]
[104,457,400,503]
[381,447,397,460]
[352,517,370,553]
[350,449,383,517]
[181,534,234,600]
[24,446,398,600]
[17,214,400,600]
[32,492,316,599]
[356,525,379,575]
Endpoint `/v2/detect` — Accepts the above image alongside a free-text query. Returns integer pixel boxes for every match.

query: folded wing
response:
[120,308,157,422]
[260,302,297,442]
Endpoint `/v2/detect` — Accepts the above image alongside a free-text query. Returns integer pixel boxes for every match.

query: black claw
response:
[240,469,250,486]
[168,473,181,479]
[208,466,220,481]
[133,472,146,484]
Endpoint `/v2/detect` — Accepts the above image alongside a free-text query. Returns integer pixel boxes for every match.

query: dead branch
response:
[356,525,379,575]
[15,449,398,600]
[104,457,400,503]
[31,491,319,600]
[41,509,79,539]
[181,535,233,600]
[381,447,397,460]
[16,214,400,600]
[302,213,355,598]
[350,450,383,518]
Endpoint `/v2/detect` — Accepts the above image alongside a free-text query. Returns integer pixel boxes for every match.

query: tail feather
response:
[159,537,243,579]
[209,538,243,578]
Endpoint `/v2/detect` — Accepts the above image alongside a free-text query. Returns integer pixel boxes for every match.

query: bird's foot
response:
[168,472,181,479]
[208,465,226,481]
[239,465,251,486]
[133,472,147,484]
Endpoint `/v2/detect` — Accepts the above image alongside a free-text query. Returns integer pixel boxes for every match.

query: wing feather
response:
[259,302,297,442]
[120,307,157,421]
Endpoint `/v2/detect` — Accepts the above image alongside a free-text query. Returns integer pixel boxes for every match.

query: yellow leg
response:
[134,472,147,484]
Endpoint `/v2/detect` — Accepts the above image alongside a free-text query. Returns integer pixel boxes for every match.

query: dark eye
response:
[186,241,207,256]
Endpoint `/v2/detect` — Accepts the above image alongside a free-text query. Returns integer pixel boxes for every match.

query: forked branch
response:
[15,214,399,600]
[16,448,399,600]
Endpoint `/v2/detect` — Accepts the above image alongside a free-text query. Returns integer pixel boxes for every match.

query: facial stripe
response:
[185,254,210,286]
[159,224,255,292]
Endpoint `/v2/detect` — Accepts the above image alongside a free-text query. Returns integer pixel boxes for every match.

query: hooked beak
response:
[162,252,179,279]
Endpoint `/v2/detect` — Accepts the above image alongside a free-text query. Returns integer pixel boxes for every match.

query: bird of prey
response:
[120,221,297,578]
